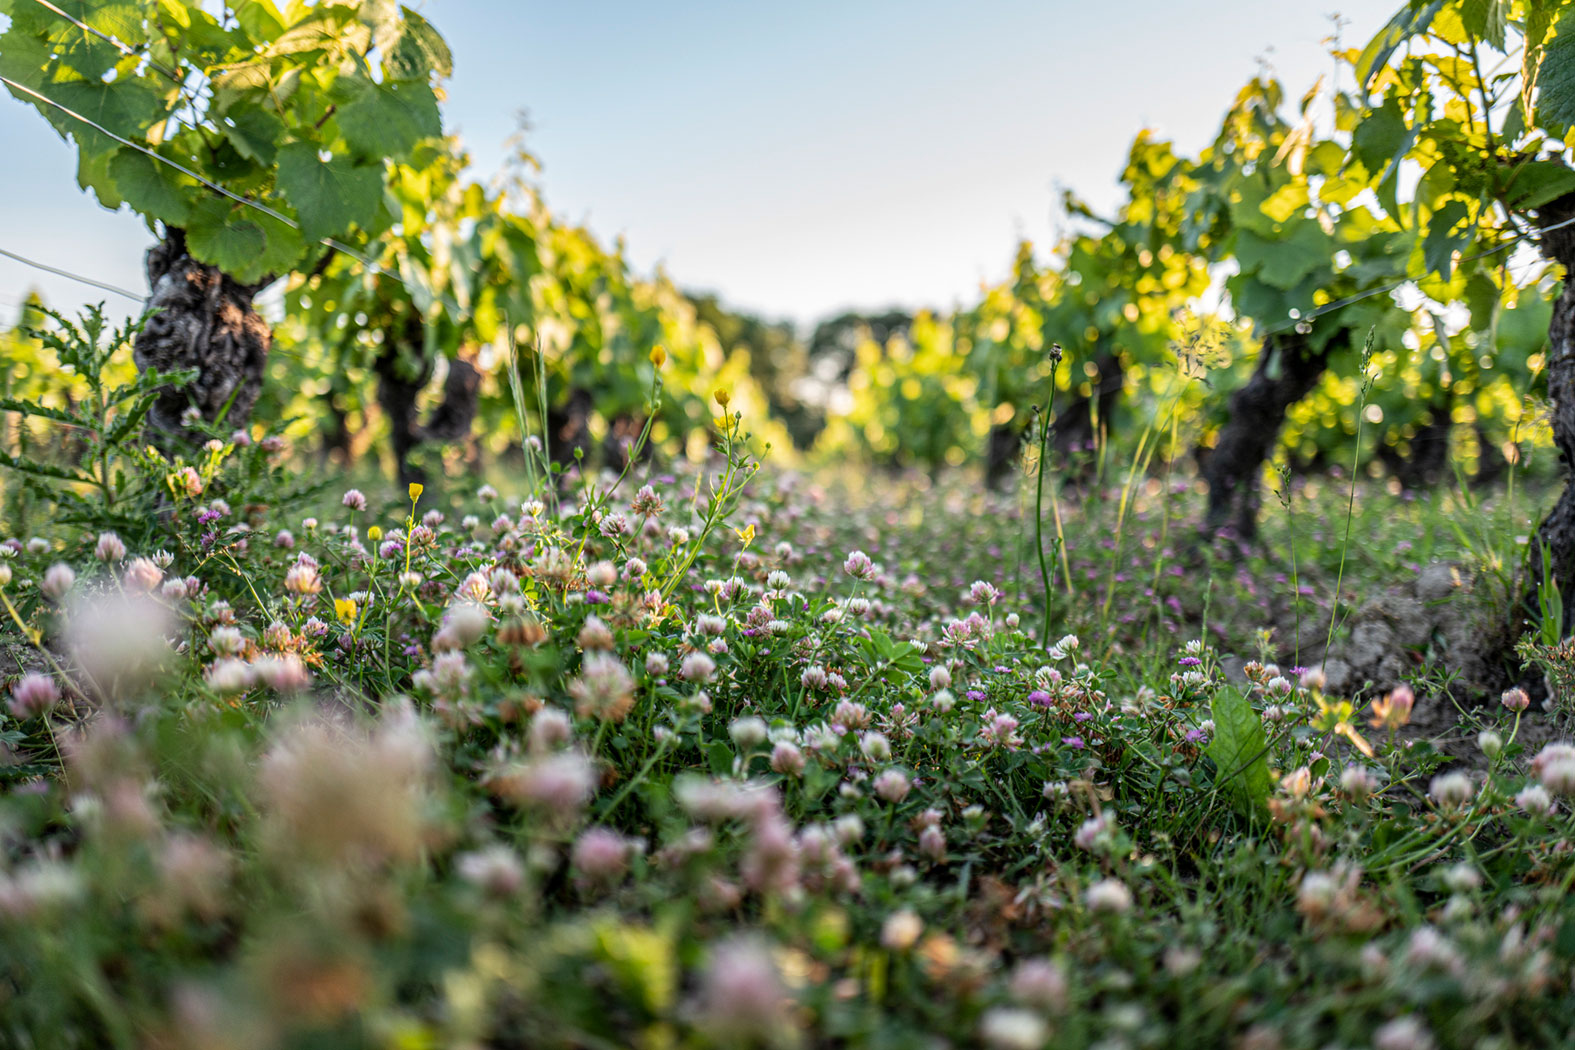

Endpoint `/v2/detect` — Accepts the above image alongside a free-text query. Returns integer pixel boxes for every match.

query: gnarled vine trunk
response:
[983,351,1124,490]
[1517,193,1575,639]
[1201,331,1338,540]
[133,228,271,445]
[374,347,480,486]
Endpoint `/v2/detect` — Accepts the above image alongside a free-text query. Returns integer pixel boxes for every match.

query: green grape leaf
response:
[269,5,361,58]
[1460,0,1509,50]
[390,7,452,80]
[1501,160,1575,211]
[1234,223,1330,290]
[184,196,303,284]
[230,0,286,45]
[41,78,166,156]
[1207,689,1271,817]
[219,102,286,165]
[108,148,196,225]
[1355,0,1445,93]
[1538,6,1575,128]
[75,147,124,210]
[1351,97,1408,178]
[276,141,383,242]
[1422,199,1472,279]
[334,76,441,160]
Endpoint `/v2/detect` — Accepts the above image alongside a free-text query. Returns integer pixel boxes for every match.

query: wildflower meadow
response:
[8,1,1575,1048]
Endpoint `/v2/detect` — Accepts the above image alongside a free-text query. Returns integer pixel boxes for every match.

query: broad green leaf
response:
[75,147,123,210]
[390,7,452,80]
[220,102,287,165]
[231,0,286,44]
[40,78,166,157]
[1355,0,1446,93]
[1207,689,1271,817]
[1538,6,1575,127]
[269,5,362,58]
[1351,97,1408,177]
[108,148,196,225]
[1234,223,1330,290]
[184,196,303,284]
[276,141,382,241]
[1501,159,1575,211]
[1422,199,1472,279]
[335,76,441,160]
[1460,0,1508,50]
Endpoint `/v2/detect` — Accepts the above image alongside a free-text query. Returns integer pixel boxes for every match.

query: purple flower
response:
[1185,728,1204,743]
[1179,656,1202,667]
[1027,690,1051,708]
[585,590,610,605]
[1072,712,1092,723]
[966,689,987,702]
[1061,736,1085,749]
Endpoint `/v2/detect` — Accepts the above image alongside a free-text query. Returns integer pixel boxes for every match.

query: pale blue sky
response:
[1,1,1399,326]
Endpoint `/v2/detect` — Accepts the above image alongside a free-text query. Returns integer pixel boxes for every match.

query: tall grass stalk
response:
[1323,329,1378,666]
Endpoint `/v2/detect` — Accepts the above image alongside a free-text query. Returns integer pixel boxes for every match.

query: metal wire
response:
[0,245,142,302]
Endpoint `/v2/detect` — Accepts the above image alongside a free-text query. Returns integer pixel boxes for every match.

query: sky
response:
[0,1,1403,328]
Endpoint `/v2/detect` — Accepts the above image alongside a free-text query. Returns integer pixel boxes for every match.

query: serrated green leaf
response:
[184,196,303,284]
[390,7,451,80]
[334,75,441,160]
[1234,223,1331,290]
[276,141,382,241]
[1538,7,1575,128]
[231,0,285,44]
[108,147,195,225]
[1351,97,1408,177]
[1423,199,1473,279]
[269,4,361,58]
[1501,160,1575,211]
[0,397,83,425]
[1356,0,1446,93]
[218,102,286,165]
[45,78,166,157]
[1207,689,1271,817]
[0,447,93,483]
[75,147,123,210]
[1460,0,1508,50]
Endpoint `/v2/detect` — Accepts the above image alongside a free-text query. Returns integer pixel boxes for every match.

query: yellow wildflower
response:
[735,523,755,548]
[367,525,383,542]
[334,598,358,626]
[713,389,730,409]
[649,345,666,367]
[408,483,424,504]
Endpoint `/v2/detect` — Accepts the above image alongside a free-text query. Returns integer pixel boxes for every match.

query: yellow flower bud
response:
[650,345,667,367]
[714,389,731,409]
[367,525,383,542]
[408,483,424,504]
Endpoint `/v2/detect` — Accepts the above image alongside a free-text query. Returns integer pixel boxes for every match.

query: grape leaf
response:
[335,76,441,160]
[1422,199,1472,279]
[390,8,452,80]
[108,148,195,225]
[185,196,303,284]
[1539,8,1575,129]
[220,102,286,164]
[1234,223,1331,290]
[1501,160,1575,211]
[46,78,165,156]
[1460,0,1509,50]
[276,141,383,242]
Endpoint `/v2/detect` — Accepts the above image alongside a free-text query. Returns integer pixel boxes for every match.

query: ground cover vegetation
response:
[9,0,1575,1047]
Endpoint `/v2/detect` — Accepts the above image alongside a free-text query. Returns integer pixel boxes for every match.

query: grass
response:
[2,323,1575,1048]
